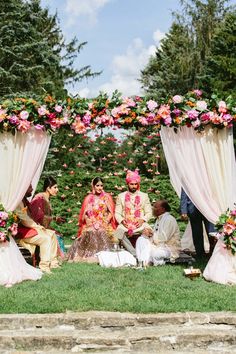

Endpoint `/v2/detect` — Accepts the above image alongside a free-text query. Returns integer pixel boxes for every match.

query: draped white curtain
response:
[160,126,236,223]
[0,129,51,211]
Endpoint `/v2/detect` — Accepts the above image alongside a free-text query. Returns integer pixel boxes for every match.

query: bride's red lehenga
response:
[67,192,117,263]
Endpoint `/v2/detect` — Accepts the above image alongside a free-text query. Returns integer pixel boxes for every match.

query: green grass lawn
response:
[1,260,236,314]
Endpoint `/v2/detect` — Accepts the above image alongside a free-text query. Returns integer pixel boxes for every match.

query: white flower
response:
[196,100,207,111]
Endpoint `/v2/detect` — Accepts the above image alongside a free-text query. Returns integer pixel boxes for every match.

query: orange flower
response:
[124,117,133,123]
[44,95,55,103]
[226,218,235,225]
[174,117,181,124]
[186,101,196,107]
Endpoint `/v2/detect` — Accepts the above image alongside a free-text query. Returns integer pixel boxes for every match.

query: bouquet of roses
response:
[0,204,18,243]
[215,207,236,255]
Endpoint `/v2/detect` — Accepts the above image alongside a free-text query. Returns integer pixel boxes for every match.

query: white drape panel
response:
[160,126,236,223]
[0,129,51,211]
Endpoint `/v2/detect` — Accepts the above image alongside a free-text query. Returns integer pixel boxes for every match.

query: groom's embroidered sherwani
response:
[114,190,152,255]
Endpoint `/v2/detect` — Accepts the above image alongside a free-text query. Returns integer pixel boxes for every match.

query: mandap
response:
[0,91,235,284]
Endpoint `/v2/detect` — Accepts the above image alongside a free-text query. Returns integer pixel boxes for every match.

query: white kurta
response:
[136,212,181,265]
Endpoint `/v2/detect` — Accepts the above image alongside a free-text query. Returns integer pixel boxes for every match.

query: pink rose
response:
[19,110,29,120]
[196,100,207,111]
[17,120,31,133]
[147,100,158,111]
[34,124,44,130]
[223,223,235,235]
[158,105,171,119]
[200,112,210,123]
[187,110,198,120]
[0,232,7,242]
[193,89,202,97]
[0,212,8,220]
[123,97,136,107]
[55,105,62,113]
[172,95,183,104]
[127,229,133,237]
[218,101,227,114]
[138,116,148,125]
[192,119,201,128]
[164,117,172,126]
[9,223,18,236]
[38,106,47,116]
[9,115,19,125]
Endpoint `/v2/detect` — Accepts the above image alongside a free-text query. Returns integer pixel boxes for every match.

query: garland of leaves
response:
[0,90,235,135]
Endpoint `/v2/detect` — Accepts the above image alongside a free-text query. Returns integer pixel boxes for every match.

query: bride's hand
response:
[86,219,93,226]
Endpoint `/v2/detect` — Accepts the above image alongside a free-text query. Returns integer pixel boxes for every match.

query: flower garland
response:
[0,90,235,135]
[124,193,141,236]
[86,193,110,230]
[0,205,18,243]
[215,207,236,255]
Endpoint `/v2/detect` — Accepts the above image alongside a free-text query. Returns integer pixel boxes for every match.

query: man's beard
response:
[128,187,138,193]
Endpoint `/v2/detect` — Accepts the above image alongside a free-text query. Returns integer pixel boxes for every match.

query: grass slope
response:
[1,260,235,314]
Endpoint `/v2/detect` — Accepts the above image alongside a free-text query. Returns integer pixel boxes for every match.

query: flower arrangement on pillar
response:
[215,207,236,255]
[0,205,18,243]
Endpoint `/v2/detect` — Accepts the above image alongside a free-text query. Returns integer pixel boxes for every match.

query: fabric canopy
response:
[0,129,51,211]
[160,126,236,223]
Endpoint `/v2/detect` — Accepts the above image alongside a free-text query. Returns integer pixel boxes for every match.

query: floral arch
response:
[0,90,235,245]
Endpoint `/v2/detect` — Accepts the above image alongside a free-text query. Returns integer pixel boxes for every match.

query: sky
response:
[40,0,183,98]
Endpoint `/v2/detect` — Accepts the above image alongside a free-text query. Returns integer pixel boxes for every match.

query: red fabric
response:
[77,192,117,237]
[17,226,38,239]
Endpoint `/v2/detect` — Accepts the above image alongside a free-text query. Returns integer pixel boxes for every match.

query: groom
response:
[15,184,59,273]
[114,170,153,256]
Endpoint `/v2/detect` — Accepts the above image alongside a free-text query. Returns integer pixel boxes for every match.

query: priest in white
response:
[136,200,181,265]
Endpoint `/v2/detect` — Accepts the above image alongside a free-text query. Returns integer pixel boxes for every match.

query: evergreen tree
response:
[140,0,231,97]
[205,11,236,97]
[0,0,100,98]
[140,23,195,98]
[177,0,231,89]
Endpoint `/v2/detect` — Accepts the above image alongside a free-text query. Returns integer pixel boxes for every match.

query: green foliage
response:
[140,23,196,98]
[140,0,233,97]
[1,261,236,313]
[205,11,236,97]
[0,0,100,98]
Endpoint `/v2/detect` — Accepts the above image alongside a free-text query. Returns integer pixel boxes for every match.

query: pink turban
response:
[125,170,141,184]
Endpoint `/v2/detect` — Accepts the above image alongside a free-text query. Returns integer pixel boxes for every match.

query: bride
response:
[0,237,42,287]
